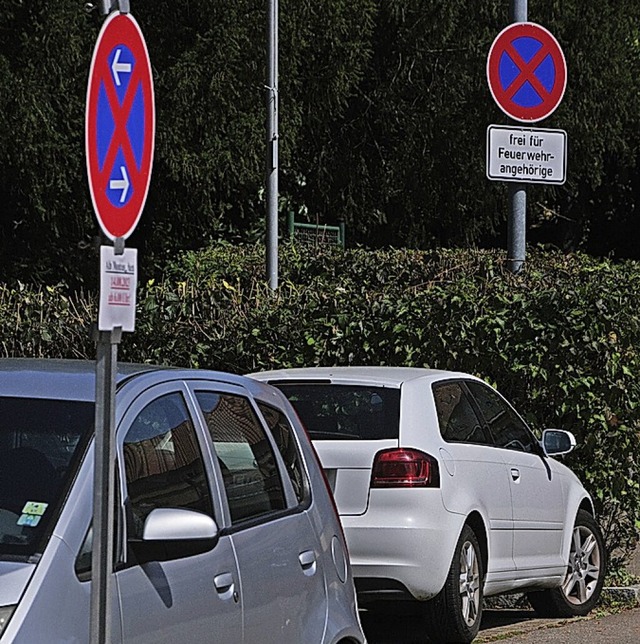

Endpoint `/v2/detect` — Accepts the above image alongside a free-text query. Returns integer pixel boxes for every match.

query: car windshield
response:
[0,397,94,560]
[274,384,400,440]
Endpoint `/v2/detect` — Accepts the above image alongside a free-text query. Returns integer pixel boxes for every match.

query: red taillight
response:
[371,448,440,488]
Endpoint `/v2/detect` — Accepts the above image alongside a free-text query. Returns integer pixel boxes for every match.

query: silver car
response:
[0,359,365,644]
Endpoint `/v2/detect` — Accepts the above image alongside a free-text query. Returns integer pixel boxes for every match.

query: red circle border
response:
[487,22,567,123]
[86,12,155,240]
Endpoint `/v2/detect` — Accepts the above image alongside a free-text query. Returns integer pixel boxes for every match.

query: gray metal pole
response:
[511,0,527,22]
[507,0,527,274]
[90,328,120,644]
[90,4,129,639]
[507,184,526,273]
[266,0,279,290]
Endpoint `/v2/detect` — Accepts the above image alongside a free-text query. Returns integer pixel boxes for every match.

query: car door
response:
[115,383,243,644]
[466,381,566,574]
[191,386,328,644]
[431,380,515,577]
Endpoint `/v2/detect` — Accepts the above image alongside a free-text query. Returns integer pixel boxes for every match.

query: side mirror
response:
[143,508,218,541]
[132,508,219,564]
[542,429,576,457]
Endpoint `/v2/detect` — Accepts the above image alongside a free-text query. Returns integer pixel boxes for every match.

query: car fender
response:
[560,484,596,561]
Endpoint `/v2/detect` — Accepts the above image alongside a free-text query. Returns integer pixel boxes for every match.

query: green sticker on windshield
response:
[22,501,48,516]
[16,501,49,527]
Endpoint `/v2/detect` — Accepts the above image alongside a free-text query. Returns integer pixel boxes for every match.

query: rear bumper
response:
[341,488,465,602]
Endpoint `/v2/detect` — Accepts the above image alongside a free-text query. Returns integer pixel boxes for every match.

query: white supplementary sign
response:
[99,246,137,332]
[486,125,567,185]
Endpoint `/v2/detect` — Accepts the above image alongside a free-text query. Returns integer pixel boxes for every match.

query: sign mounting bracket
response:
[99,0,130,14]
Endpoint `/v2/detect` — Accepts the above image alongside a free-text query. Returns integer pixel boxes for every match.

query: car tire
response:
[527,509,606,618]
[423,524,484,643]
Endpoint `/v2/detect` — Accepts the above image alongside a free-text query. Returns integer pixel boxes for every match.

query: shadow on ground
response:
[360,608,541,643]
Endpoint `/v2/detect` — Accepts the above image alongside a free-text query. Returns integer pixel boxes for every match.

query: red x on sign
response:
[86,12,155,240]
[487,22,567,123]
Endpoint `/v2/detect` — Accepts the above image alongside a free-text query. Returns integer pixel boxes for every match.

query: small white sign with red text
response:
[99,246,137,332]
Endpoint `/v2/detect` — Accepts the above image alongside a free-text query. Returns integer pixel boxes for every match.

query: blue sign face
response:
[86,11,155,241]
[96,44,147,209]
[498,37,556,108]
[487,22,567,123]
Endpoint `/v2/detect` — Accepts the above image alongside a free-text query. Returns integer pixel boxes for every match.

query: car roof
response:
[247,366,478,387]
[0,358,278,402]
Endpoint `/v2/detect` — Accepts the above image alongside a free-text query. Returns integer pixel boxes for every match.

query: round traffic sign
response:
[487,22,566,123]
[86,12,155,240]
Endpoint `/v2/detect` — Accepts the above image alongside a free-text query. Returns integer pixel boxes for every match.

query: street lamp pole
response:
[266,0,279,290]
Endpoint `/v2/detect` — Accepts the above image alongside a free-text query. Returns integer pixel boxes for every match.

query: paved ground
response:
[478,607,640,643]
[361,594,640,643]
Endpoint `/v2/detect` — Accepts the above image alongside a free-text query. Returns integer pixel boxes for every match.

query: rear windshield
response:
[0,397,94,559]
[273,384,400,440]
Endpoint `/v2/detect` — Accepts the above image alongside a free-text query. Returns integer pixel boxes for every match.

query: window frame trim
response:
[114,381,221,570]
[431,378,494,447]
[186,382,302,533]
[254,400,313,512]
[462,379,541,454]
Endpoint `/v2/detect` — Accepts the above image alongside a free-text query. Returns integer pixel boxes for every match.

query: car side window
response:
[123,392,214,540]
[194,391,286,524]
[432,381,492,445]
[466,381,537,453]
[257,402,309,506]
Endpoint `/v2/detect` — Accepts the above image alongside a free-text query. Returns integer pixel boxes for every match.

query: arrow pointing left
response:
[111,48,132,87]
[109,165,130,203]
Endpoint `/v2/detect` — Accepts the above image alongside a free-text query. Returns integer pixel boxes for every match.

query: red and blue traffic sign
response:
[86,12,155,240]
[487,22,566,123]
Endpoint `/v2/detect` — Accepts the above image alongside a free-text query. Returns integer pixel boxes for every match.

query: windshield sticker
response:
[17,501,49,528]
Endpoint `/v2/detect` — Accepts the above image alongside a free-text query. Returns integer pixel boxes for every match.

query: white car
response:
[248,367,606,644]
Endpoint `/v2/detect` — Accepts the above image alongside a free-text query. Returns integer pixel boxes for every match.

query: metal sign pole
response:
[266,0,279,290]
[99,0,130,13]
[507,184,526,273]
[90,325,121,644]
[90,5,129,642]
[507,0,528,274]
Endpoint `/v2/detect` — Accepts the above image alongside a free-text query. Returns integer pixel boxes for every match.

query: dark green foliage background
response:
[1,1,640,283]
[0,0,639,575]
[1,243,638,570]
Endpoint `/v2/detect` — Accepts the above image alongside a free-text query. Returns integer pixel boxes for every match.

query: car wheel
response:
[423,524,484,643]
[527,509,606,618]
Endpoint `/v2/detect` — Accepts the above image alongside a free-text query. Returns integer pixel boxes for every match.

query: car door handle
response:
[214,572,237,601]
[510,468,521,482]
[299,549,317,576]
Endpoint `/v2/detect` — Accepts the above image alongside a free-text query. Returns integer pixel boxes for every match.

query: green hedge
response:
[2,243,639,572]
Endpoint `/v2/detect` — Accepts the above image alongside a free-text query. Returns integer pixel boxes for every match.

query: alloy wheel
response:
[562,523,601,605]
[459,540,481,626]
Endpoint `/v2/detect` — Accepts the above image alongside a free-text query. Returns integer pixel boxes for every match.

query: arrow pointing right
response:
[109,165,130,203]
